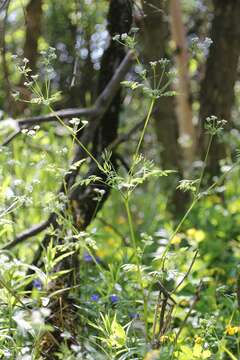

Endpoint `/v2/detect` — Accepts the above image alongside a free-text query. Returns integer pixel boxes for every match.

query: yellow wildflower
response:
[159,335,169,343]
[96,249,107,257]
[195,336,202,344]
[187,228,206,242]
[225,325,240,336]
[171,234,182,245]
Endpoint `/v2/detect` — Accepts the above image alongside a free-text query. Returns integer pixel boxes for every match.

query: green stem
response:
[48,105,102,170]
[135,98,155,158]
[124,199,149,339]
[161,198,198,266]
[195,134,213,195]
[162,134,215,266]
[0,276,26,308]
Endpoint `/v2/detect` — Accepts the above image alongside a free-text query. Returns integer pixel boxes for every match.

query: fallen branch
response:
[2,129,21,146]
[2,216,53,250]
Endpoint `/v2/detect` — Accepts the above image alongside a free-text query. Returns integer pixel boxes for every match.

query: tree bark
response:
[140,0,189,214]
[141,0,181,170]
[169,0,195,167]
[199,0,240,176]
[16,0,43,114]
[23,0,43,75]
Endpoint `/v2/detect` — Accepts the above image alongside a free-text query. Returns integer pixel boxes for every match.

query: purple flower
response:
[91,294,100,302]
[83,252,93,262]
[83,252,100,263]
[32,279,42,290]
[109,294,119,304]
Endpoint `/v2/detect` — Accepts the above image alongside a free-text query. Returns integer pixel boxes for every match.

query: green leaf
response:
[110,316,126,348]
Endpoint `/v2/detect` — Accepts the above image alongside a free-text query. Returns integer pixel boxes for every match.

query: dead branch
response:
[2,129,21,146]
[152,281,176,349]
[0,0,9,12]
[2,216,53,250]
[157,280,176,305]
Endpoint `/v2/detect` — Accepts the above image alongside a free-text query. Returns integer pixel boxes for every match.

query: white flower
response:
[121,33,128,40]
[69,117,80,126]
[13,311,32,334]
[5,187,14,199]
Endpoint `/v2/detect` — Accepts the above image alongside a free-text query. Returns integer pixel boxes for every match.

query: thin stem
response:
[0,276,26,308]
[48,105,102,169]
[195,134,213,195]
[161,133,215,267]
[161,198,197,265]
[124,199,148,339]
[135,98,155,157]
[157,64,166,89]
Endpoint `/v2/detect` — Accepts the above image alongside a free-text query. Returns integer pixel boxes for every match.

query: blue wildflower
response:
[83,252,101,263]
[32,279,42,290]
[109,294,119,304]
[91,294,100,302]
[83,252,93,262]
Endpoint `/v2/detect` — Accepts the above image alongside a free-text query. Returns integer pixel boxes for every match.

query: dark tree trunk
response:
[23,0,43,75]
[94,0,132,152]
[16,0,43,114]
[70,0,132,228]
[199,0,240,176]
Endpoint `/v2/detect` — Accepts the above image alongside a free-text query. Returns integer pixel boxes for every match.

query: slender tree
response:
[140,0,181,170]
[140,0,190,214]
[169,0,195,167]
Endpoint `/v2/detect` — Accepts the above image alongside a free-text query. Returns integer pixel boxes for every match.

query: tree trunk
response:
[140,0,189,214]
[199,0,240,176]
[169,0,195,167]
[23,0,43,75]
[140,0,181,170]
[16,0,43,114]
